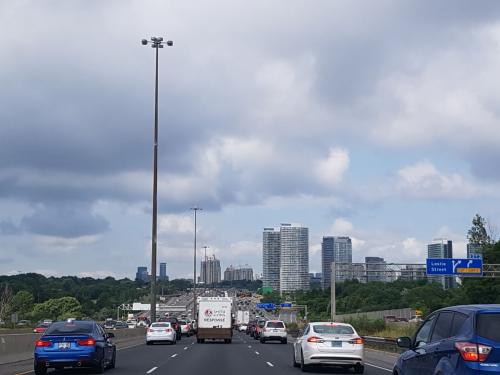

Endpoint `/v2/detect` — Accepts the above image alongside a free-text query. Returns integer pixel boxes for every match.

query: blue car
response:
[394,304,500,374]
[34,319,116,374]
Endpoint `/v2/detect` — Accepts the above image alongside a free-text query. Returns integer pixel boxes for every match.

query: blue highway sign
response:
[256,303,275,309]
[280,303,292,308]
[426,258,483,276]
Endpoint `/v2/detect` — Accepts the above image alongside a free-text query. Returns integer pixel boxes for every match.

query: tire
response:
[34,364,47,375]
[354,364,365,374]
[95,357,106,374]
[146,341,152,345]
[282,338,287,344]
[172,339,176,345]
[292,348,299,368]
[197,338,201,344]
[260,337,265,344]
[108,350,116,369]
[300,350,309,372]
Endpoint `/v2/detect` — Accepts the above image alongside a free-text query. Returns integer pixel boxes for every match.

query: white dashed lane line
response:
[266,362,274,367]
[146,367,158,374]
[171,353,178,358]
[255,351,260,355]
[365,363,392,372]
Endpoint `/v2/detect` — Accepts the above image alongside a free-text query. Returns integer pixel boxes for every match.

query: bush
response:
[344,316,386,336]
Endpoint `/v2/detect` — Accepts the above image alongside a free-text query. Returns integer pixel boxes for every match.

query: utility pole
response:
[331,261,336,321]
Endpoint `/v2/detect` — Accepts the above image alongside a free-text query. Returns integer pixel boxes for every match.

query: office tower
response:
[159,262,167,281]
[428,240,455,289]
[280,224,309,292]
[365,257,386,282]
[224,265,254,281]
[135,266,149,283]
[467,243,482,258]
[263,228,281,291]
[321,236,353,289]
[200,255,221,285]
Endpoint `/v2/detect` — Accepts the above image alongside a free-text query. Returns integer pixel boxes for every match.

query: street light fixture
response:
[141,36,173,323]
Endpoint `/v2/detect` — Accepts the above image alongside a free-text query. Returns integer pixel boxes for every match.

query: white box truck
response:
[197,296,233,343]
[236,310,250,325]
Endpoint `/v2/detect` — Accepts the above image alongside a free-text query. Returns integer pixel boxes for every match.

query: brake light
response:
[77,338,96,346]
[455,342,491,362]
[165,328,172,332]
[307,336,325,343]
[35,340,51,347]
[349,338,364,345]
[148,328,154,333]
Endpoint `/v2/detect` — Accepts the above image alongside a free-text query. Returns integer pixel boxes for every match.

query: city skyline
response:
[2,1,500,279]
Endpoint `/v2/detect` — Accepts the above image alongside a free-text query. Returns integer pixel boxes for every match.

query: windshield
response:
[266,322,285,328]
[151,323,171,328]
[312,325,354,335]
[45,322,93,335]
[258,321,266,327]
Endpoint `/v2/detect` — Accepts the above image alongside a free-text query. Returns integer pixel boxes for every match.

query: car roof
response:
[435,304,500,315]
[309,322,353,327]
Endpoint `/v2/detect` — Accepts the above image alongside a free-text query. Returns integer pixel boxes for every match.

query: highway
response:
[0,332,398,375]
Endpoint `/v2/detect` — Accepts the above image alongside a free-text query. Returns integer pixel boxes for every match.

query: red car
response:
[33,323,51,333]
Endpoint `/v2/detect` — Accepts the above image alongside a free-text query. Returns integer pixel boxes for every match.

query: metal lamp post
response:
[141,36,173,323]
[191,207,202,318]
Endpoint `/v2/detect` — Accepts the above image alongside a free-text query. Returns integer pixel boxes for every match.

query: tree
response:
[32,297,82,321]
[0,283,13,321]
[467,214,492,248]
[11,290,34,317]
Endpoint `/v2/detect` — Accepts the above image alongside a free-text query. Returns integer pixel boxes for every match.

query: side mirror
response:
[106,332,115,338]
[396,336,412,349]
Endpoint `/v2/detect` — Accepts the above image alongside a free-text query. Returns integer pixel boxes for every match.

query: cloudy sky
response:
[1,0,500,279]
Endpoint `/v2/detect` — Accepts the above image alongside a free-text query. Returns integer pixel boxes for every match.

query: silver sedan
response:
[292,322,364,373]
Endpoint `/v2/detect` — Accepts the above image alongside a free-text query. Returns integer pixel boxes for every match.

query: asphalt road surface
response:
[0,332,397,375]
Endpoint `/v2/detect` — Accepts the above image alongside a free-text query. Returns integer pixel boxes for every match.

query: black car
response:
[158,317,181,340]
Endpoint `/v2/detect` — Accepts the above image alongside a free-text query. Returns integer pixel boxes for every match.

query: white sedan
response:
[292,322,364,373]
[238,324,248,332]
[146,322,176,345]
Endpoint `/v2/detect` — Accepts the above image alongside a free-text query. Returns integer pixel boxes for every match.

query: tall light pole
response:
[191,207,202,318]
[141,36,173,323]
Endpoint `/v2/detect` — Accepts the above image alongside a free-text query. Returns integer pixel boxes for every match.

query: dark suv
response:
[394,304,500,374]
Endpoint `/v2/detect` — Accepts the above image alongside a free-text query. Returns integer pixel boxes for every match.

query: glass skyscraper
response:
[263,228,281,291]
[321,236,352,289]
[279,224,309,293]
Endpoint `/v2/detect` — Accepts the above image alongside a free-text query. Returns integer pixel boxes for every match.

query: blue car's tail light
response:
[455,341,492,362]
[35,340,51,347]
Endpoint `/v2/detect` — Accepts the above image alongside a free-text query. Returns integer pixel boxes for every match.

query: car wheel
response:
[354,364,364,374]
[260,337,265,343]
[146,341,152,345]
[292,347,299,368]
[34,364,47,375]
[172,339,176,345]
[108,349,116,369]
[95,357,106,374]
[300,350,309,372]
[282,338,287,344]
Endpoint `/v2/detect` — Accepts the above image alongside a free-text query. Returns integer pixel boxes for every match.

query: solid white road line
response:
[365,362,392,372]
[146,367,158,374]
[266,362,274,367]
[171,354,178,358]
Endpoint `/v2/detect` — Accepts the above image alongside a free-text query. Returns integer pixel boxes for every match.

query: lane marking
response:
[146,367,158,374]
[117,342,144,351]
[365,362,392,372]
[266,362,274,367]
[184,346,188,350]
[15,371,33,375]
[248,345,252,348]
[171,353,178,358]
[255,351,260,355]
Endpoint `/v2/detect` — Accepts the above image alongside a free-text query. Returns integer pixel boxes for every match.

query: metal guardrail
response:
[363,336,402,353]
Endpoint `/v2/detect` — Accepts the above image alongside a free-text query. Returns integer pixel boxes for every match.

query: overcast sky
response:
[1,0,500,280]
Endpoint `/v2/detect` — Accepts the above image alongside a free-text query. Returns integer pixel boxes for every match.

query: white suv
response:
[260,320,287,344]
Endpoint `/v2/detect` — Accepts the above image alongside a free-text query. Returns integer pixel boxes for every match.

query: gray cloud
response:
[20,204,109,238]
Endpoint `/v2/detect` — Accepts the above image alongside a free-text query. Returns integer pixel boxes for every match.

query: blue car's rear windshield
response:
[45,322,93,335]
[477,313,500,341]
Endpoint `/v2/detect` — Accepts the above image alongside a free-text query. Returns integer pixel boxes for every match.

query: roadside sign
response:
[256,303,275,309]
[280,303,292,308]
[415,309,423,316]
[426,258,483,276]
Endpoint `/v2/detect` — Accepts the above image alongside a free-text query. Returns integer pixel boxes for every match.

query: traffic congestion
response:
[2,289,499,375]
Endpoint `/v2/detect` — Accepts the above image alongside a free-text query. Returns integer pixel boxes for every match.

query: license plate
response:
[58,342,71,349]
[331,341,342,348]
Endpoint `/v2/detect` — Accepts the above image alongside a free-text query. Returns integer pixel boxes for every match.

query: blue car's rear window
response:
[45,321,93,335]
[477,313,500,341]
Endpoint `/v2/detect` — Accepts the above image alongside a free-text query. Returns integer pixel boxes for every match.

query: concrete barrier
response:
[0,328,146,365]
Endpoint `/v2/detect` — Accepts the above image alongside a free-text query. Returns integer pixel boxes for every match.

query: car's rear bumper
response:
[146,334,176,342]
[35,352,100,369]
